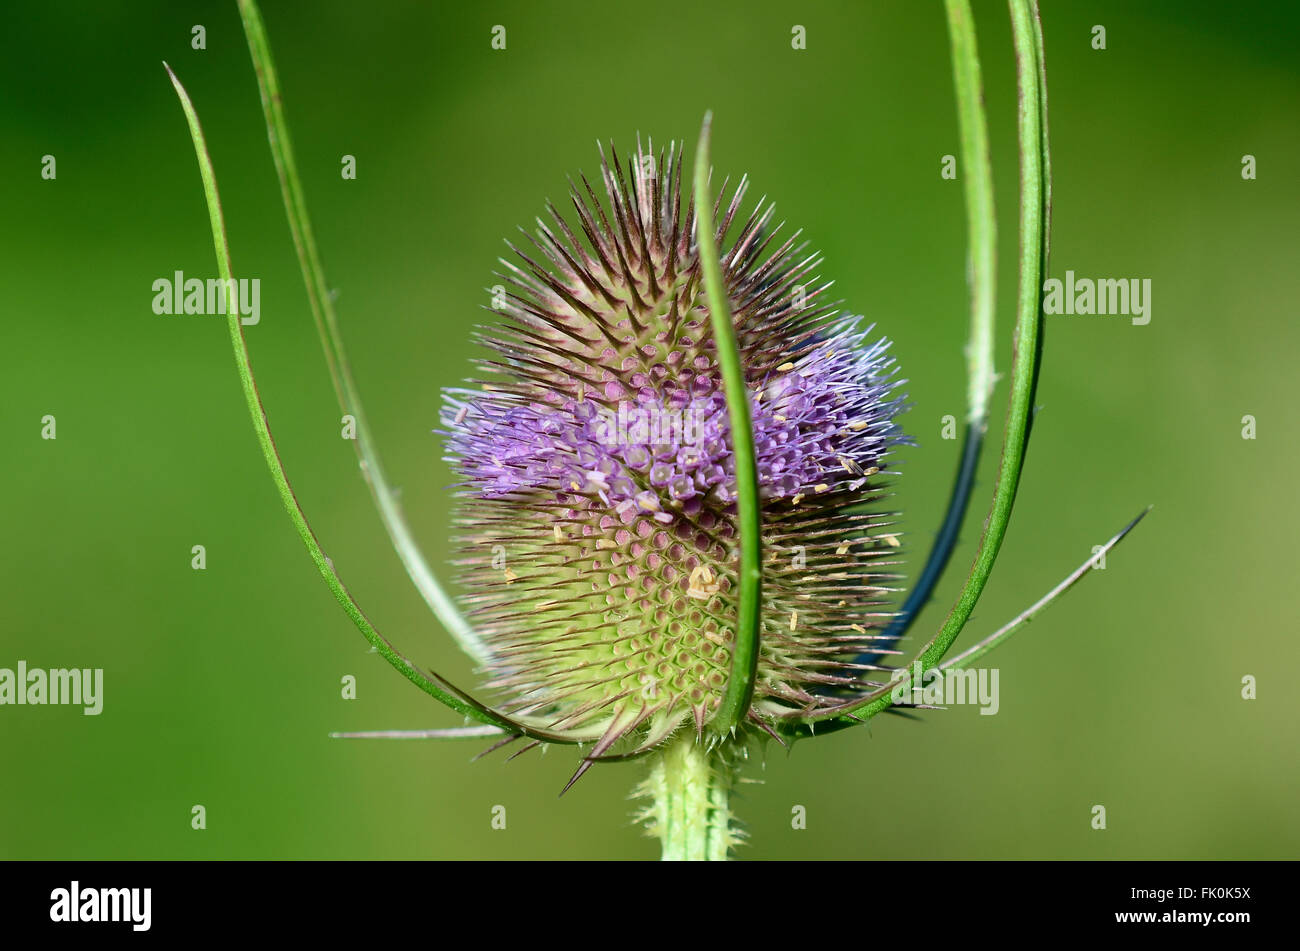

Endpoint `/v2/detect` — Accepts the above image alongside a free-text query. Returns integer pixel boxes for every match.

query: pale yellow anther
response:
[687,564,718,600]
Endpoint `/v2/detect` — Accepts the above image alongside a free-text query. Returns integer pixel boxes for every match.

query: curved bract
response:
[236,0,490,666]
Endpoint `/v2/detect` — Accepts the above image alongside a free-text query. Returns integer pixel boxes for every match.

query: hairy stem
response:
[643,734,736,861]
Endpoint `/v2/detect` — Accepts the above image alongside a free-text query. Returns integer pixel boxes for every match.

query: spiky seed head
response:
[442,138,906,761]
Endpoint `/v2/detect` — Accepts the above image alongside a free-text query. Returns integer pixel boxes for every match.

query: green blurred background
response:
[2,0,1297,859]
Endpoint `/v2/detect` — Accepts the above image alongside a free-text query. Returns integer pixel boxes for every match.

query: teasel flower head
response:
[175,2,1093,860]
[441,138,908,766]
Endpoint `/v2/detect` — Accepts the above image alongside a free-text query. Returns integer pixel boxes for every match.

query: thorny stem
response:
[642,734,736,861]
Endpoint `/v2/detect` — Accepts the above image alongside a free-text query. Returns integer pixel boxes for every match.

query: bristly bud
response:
[441,138,906,761]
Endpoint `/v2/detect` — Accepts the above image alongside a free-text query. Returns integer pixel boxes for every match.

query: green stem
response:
[644,734,735,861]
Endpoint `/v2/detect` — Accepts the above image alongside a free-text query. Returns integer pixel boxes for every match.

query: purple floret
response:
[442,323,903,524]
